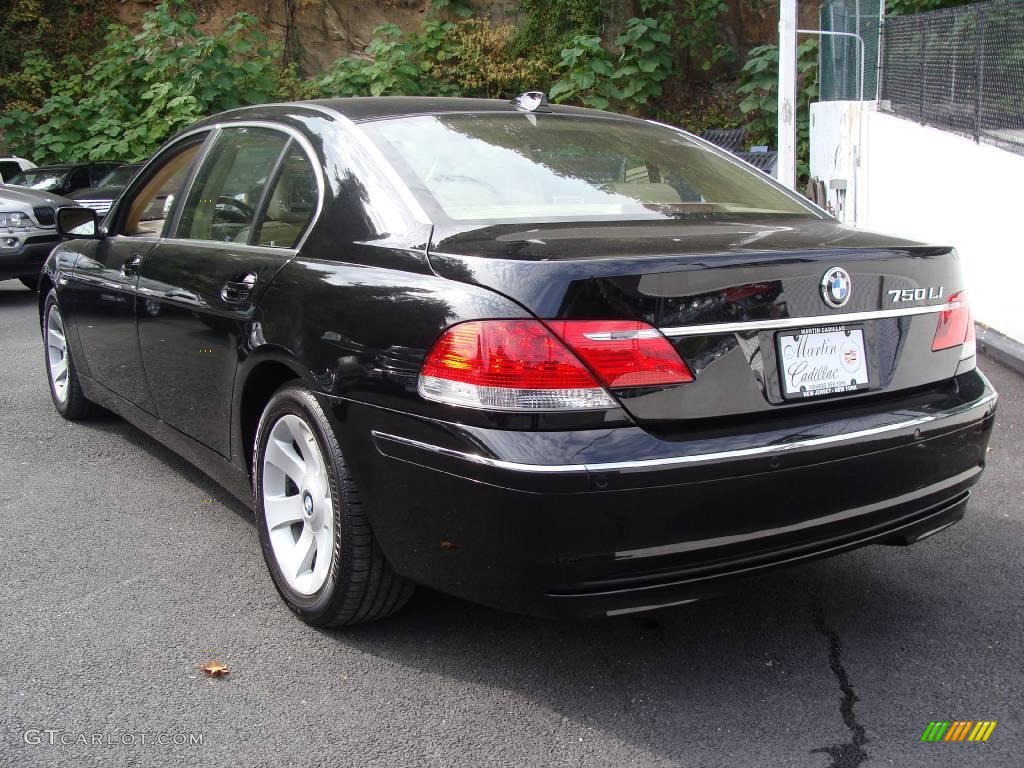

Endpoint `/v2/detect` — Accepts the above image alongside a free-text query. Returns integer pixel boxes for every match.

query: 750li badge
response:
[889,286,945,302]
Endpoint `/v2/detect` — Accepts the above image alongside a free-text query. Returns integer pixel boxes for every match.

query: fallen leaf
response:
[200,660,229,677]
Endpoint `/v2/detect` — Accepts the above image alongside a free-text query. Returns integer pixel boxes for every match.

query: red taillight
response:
[419,319,692,411]
[932,291,972,352]
[546,320,693,388]
[419,320,616,410]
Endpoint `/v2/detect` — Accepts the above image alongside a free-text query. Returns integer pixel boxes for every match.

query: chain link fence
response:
[880,0,1024,155]
[819,0,883,101]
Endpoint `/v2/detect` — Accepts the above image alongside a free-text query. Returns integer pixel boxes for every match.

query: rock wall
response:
[113,0,820,76]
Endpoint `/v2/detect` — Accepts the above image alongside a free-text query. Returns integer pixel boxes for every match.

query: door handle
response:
[221,272,258,304]
[120,254,143,279]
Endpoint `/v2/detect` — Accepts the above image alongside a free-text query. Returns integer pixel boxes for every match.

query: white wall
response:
[810,101,1024,342]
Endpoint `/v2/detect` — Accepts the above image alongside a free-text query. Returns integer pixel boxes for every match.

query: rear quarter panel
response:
[247,247,532,420]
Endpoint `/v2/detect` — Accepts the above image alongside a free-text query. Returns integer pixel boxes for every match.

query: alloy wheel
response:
[46,304,69,405]
[261,413,334,595]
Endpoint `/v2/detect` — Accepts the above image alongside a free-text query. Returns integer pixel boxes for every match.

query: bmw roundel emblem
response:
[820,266,852,308]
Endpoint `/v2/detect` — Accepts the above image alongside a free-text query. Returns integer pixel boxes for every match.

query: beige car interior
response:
[604,182,684,204]
[122,144,201,237]
[234,166,315,248]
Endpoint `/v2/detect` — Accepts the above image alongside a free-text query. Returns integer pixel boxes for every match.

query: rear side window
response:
[177,127,289,243]
[253,144,318,248]
[363,114,817,223]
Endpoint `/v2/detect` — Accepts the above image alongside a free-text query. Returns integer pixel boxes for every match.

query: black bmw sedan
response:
[39,96,996,625]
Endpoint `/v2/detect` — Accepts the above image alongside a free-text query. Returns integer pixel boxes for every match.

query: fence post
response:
[919,21,926,123]
[879,17,887,104]
[974,7,986,143]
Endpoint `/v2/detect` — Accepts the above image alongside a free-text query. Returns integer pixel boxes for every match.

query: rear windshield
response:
[362,113,818,223]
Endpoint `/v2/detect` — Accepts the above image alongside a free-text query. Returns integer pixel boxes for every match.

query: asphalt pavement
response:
[1,278,1020,768]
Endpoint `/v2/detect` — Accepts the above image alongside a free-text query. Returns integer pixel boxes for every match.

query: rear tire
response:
[20,276,38,292]
[253,383,413,626]
[43,290,95,420]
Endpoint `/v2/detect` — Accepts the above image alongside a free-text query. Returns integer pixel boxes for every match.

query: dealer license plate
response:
[777,325,869,399]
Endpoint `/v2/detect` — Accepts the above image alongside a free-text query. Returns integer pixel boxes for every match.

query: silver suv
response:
[0,185,77,289]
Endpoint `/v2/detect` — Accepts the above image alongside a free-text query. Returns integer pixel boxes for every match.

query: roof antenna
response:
[511,91,550,112]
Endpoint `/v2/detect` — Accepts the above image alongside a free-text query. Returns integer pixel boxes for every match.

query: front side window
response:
[117,140,205,237]
[177,127,289,243]
[363,114,819,223]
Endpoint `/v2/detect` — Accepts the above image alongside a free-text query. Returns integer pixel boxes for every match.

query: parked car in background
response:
[68,163,144,218]
[8,162,123,197]
[39,97,995,627]
[0,156,36,183]
[0,184,76,289]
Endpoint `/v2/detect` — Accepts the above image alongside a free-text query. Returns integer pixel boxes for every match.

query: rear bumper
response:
[0,234,60,280]
[328,369,997,618]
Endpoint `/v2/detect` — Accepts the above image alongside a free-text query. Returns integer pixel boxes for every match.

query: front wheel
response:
[43,290,95,420]
[253,383,413,626]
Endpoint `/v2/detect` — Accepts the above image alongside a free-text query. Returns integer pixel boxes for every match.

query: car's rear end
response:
[352,106,996,617]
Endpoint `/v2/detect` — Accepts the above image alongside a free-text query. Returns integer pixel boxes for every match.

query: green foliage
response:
[549,9,675,111]
[548,35,615,109]
[676,0,732,72]
[0,0,821,167]
[655,82,744,135]
[737,39,819,180]
[510,0,608,61]
[426,19,552,98]
[0,0,282,163]
[548,0,732,112]
[428,0,474,20]
[317,24,423,97]
[0,0,114,110]
[314,18,550,101]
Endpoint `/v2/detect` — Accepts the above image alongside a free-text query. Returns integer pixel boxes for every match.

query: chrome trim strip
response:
[659,302,955,338]
[370,390,996,474]
[293,101,433,226]
[605,597,700,616]
[582,329,662,341]
[107,120,326,253]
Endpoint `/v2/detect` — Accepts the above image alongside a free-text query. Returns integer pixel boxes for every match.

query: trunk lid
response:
[427,219,970,423]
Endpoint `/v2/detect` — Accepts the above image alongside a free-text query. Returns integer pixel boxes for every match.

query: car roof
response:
[23,161,120,171]
[313,96,629,123]
[198,96,641,128]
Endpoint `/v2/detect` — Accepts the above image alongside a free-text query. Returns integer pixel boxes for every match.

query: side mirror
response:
[56,207,100,239]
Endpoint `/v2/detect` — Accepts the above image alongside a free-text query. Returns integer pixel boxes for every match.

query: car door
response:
[67,136,209,412]
[136,126,320,457]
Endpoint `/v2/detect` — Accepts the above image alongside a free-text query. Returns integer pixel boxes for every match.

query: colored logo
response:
[821,267,852,308]
[920,721,997,742]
